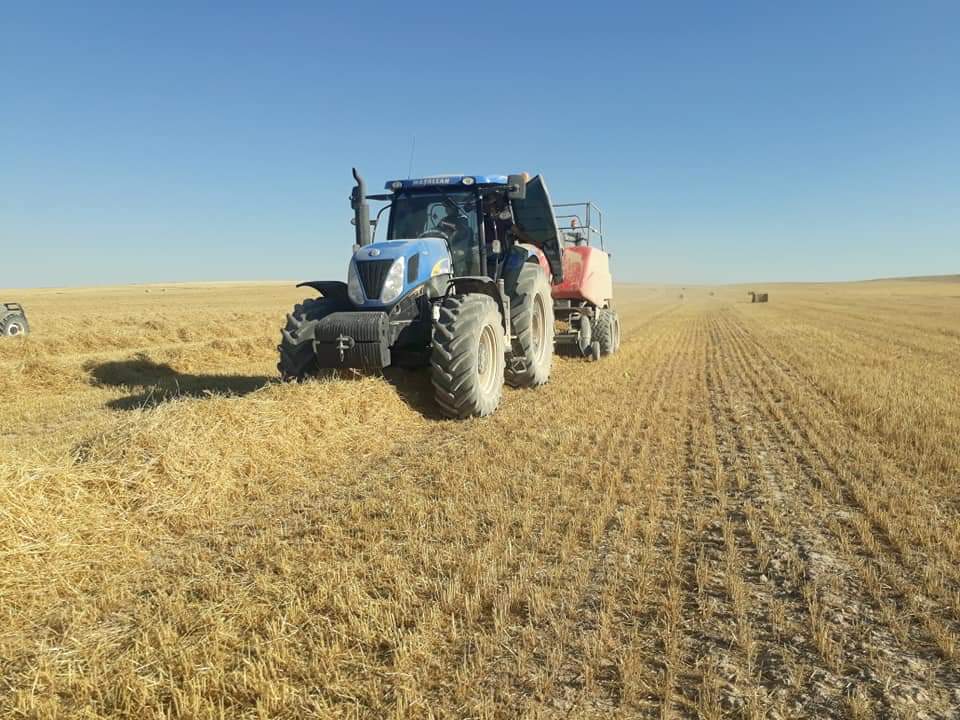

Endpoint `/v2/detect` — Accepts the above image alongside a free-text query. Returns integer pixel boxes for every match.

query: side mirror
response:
[507,173,527,200]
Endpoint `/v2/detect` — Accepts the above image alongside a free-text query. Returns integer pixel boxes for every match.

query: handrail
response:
[552,201,604,250]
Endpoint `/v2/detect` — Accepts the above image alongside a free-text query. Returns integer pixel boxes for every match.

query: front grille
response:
[356,260,394,300]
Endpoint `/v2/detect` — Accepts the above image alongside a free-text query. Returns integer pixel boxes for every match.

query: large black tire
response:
[577,314,593,355]
[505,264,554,388]
[594,308,620,357]
[277,297,338,380]
[431,294,504,418]
[0,311,29,337]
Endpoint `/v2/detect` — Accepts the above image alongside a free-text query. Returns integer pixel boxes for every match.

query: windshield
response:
[388,191,480,275]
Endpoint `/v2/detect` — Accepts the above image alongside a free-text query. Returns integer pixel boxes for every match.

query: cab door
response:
[511,175,563,282]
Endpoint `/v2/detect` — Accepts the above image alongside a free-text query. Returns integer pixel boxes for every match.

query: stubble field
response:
[2,278,959,719]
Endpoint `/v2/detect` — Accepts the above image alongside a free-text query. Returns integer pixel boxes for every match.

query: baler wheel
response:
[594,308,618,356]
[431,293,504,418]
[577,315,593,356]
[278,297,338,380]
[0,311,29,337]
[505,264,554,388]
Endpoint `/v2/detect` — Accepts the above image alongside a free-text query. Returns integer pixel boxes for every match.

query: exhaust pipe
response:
[351,167,372,247]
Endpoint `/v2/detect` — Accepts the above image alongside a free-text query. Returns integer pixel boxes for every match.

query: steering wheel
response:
[418,229,449,240]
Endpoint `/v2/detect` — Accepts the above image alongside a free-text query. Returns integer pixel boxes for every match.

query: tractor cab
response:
[383,181,484,276]
[368,174,564,285]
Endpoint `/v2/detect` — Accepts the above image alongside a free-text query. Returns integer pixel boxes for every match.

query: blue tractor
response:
[278,169,564,418]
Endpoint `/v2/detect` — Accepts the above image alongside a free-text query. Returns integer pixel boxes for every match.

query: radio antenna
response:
[407,135,416,179]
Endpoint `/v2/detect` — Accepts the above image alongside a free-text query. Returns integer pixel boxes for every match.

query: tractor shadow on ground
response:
[380,367,448,421]
[87,356,272,411]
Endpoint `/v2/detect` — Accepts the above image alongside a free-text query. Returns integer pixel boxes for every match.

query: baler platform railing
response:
[552,201,604,250]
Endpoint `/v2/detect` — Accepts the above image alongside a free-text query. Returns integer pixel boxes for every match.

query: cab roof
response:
[384,175,510,190]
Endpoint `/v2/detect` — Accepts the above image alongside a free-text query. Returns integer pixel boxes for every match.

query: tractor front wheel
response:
[278,297,338,380]
[431,293,505,418]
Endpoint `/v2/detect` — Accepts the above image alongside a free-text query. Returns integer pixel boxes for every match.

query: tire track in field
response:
[734,308,960,568]
[663,313,730,720]
[468,318,680,716]
[605,309,707,718]
[723,311,960,688]
[717,309,960,717]
[441,303,691,716]
[506,308,705,719]
[647,312,714,720]
[772,299,960,371]
[728,311,960,628]
[604,314,707,718]
[510,308,700,718]
[745,306,960,512]
[711,312,888,717]
[699,315,826,717]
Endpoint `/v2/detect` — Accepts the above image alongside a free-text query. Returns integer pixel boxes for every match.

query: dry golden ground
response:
[1,278,959,719]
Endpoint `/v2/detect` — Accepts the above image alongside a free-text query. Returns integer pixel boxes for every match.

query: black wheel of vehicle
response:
[277,297,338,380]
[505,264,554,388]
[576,314,593,356]
[594,308,617,356]
[590,340,601,362]
[1,312,29,337]
[431,293,504,418]
[611,311,622,353]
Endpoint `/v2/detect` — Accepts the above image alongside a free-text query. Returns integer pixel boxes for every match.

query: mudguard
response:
[297,281,350,305]
[450,276,508,334]
[501,244,550,290]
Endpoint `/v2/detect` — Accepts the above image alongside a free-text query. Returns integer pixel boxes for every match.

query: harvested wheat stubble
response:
[1,279,959,719]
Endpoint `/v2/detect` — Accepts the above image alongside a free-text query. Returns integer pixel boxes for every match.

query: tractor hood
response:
[511,175,564,281]
[348,238,451,308]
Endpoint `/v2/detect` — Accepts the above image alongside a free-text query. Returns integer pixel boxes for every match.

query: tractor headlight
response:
[461,176,475,186]
[347,260,365,305]
[380,256,405,304]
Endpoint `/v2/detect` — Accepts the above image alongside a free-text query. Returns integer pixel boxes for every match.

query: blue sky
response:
[2,1,958,288]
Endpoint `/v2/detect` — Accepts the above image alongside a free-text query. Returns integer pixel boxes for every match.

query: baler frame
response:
[551,201,619,361]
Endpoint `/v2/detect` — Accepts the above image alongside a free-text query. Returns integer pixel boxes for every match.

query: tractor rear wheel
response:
[431,293,504,418]
[1,311,29,337]
[505,264,554,388]
[278,297,338,380]
[594,308,619,357]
